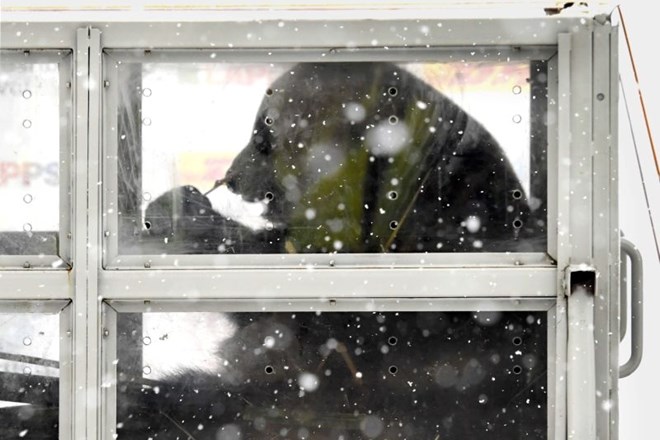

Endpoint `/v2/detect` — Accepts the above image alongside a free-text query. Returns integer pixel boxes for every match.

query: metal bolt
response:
[65,81,71,88]
[329,299,337,306]
[23,261,31,269]
[596,93,605,101]
[144,261,151,269]
[104,80,110,88]
[67,232,72,239]
[329,260,335,267]
[103,329,110,337]
[104,230,110,237]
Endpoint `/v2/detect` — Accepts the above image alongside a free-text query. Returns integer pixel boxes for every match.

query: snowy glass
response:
[115,311,547,439]
[0,313,60,439]
[0,53,64,256]
[112,57,548,255]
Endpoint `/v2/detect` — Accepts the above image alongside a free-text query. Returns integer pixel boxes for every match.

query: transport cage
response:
[0,14,644,440]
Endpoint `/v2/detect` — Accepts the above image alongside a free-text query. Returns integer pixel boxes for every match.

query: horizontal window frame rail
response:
[105,296,556,313]
[105,46,555,63]
[99,266,558,299]
[0,272,71,299]
[2,18,595,49]
[104,252,556,270]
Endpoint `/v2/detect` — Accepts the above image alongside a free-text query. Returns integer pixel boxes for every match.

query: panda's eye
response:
[254,136,271,154]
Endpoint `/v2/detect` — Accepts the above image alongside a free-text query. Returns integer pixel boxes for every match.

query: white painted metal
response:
[592,22,618,440]
[70,27,103,440]
[100,305,117,440]
[0,299,68,313]
[566,269,597,440]
[0,272,70,299]
[105,253,555,270]
[99,267,558,299]
[2,18,591,49]
[105,296,555,313]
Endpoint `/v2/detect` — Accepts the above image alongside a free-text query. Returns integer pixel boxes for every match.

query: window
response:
[110,303,550,439]
[104,50,549,266]
[0,50,72,267]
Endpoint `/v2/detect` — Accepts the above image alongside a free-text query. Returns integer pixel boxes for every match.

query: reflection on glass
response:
[0,55,63,255]
[0,313,60,439]
[113,58,547,254]
[116,311,547,439]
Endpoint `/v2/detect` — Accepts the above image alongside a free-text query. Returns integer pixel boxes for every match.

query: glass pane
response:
[112,56,547,255]
[0,313,60,439]
[116,310,547,439]
[0,52,66,255]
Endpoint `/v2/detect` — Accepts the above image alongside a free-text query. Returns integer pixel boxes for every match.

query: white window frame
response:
[0,16,620,440]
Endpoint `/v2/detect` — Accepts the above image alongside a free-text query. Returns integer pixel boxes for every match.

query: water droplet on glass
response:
[142,192,152,201]
[387,191,398,200]
[142,336,151,345]
[22,119,32,129]
[23,194,33,204]
[512,85,522,95]
[23,337,32,346]
[22,90,32,99]
[23,367,32,375]
[512,114,522,124]
[143,365,152,375]
[478,394,488,404]
[388,115,398,125]
[23,223,32,232]
[389,220,398,230]
[142,88,152,97]
[142,117,152,126]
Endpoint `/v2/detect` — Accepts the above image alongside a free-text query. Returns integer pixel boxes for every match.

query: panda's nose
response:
[221,173,239,193]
